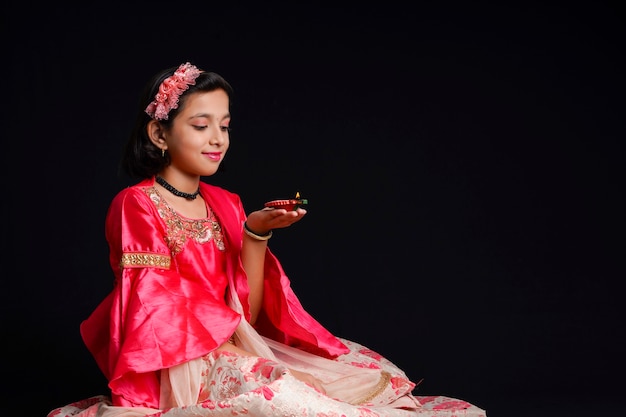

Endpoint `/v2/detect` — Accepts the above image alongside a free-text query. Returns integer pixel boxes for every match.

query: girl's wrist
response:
[243,222,273,241]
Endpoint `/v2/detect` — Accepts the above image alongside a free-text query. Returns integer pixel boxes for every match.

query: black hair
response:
[120,64,234,179]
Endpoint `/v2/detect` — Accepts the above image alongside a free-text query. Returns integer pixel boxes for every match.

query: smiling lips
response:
[204,152,221,161]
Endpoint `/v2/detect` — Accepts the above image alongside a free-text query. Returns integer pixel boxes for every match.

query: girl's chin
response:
[201,167,221,177]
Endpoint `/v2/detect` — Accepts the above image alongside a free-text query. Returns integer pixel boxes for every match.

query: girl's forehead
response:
[181,90,230,114]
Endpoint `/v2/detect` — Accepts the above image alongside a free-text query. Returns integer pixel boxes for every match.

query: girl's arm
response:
[240,207,307,325]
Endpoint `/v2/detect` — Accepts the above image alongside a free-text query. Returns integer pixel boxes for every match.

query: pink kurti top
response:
[80,178,349,408]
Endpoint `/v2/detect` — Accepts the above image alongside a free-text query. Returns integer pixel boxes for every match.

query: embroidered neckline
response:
[145,186,226,254]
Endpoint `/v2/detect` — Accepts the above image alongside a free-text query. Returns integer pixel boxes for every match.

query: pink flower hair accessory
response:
[145,62,203,120]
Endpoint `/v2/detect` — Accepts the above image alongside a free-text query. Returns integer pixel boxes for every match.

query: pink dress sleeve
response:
[202,183,349,359]
[253,249,351,358]
[80,182,241,408]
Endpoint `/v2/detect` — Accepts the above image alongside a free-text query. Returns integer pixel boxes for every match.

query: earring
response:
[162,148,165,157]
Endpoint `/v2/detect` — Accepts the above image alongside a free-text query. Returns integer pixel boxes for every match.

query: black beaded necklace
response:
[155,176,200,200]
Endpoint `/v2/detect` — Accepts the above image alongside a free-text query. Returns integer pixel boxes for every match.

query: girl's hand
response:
[245,207,307,235]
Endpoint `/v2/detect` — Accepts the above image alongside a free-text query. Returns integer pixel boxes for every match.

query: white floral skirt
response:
[47,337,487,417]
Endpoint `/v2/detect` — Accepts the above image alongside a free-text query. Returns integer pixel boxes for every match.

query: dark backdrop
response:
[3,2,624,416]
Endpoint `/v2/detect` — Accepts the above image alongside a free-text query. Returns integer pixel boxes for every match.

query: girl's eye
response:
[220,126,231,133]
[193,125,208,130]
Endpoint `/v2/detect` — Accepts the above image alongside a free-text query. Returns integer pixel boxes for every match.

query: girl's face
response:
[165,89,230,178]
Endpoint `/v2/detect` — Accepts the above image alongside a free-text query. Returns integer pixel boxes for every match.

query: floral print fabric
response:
[48,338,487,417]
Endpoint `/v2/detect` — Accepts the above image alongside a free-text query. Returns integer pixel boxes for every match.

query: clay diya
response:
[264,192,308,211]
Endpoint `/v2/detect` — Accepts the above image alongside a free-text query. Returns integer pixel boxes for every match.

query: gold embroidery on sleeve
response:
[120,253,171,269]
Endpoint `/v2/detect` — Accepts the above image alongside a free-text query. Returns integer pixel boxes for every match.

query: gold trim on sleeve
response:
[353,371,392,405]
[120,253,171,269]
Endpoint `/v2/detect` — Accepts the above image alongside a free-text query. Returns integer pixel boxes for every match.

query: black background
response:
[3,2,624,416]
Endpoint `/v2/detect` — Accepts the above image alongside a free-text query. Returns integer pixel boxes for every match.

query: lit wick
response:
[294,191,308,206]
